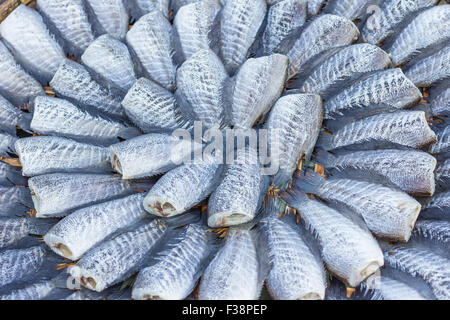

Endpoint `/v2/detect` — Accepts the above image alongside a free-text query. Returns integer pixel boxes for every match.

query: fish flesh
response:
[315,149,437,196]
[84,0,129,40]
[293,173,422,241]
[323,68,421,120]
[265,93,323,186]
[297,44,391,96]
[387,5,450,66]
[30,96,140,146]
[0,132,16,157]
[0,217,56,249]
[0,94,31,135]
[36,0,95,57]
[284,191,383,287]
[0,5,65,83]
[29,173,154,218]
[109,133,203,179]
[231,54,288,129]
[15,136,112,177]
[126,11,176,90]
[0,161,26,187]
[121,77,192,133]
[50,59,124,118]
[0,186,33,217]
[44,193,148,260]
[176,49,229,129]
[218,0,267,74]
[81,34,137,93]
[317,111,437,151]
[0,41,44,106]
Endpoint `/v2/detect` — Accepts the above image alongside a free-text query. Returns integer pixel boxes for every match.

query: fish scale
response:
[0,217,28,249]
[84,0,128,40]
[430,86,449,116]
[436,158,450,185]
[128,0,170,19]
[307,0,326,16]
[413,220,450,246]
[0,186,33,217]
[0,132,16,157]
[326,0,375,20]
[430,125,450,156]
[0,280,55,300]
[421,191,450,220]
[0,94,31,135]
[364,276,427,300]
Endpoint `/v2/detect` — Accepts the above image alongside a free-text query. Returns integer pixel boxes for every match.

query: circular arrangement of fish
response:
[0,0,448,300]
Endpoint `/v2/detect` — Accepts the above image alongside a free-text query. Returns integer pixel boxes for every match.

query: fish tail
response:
[314,148,336,168]
[291,171,325,195]
[281,187,310,209]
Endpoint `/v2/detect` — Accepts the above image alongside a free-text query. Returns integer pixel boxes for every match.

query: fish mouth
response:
[207,211,253,228]
[144,197,179,217]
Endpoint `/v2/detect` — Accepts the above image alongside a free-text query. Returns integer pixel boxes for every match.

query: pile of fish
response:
[0,0,448,300]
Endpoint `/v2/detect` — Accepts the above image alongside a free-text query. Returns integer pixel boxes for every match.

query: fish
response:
[361,0,439,45]
[0,280,55,300]
[126,11,176,91]
[412,220,450,252]
[315,149,437,196]
[436,158,450,187]
[404,44,450,87]
[429,125,450,157]
[420,191,450,221]
[84,0,129,40]
[277,14,359,79]
[144,161,223,217]
[50,59,124,118]
[0,132,17,157]
[173,0,221,61]
[218,0,267,74]
[109,132,203,179]
[317,111,437,151]
[29,173,154,218]
[293,172,422,241]
[0,161,27,187]
[0,4,65,84]
[175,49,229,129]
[198,228,264,300]
[69,212,200,292]
[429,84,449,117]
[325,0,383,20]
[81,34,137,94]
[362,273,428,300]
[15,136,112,177]
[386,5,450,66]
[207,146,269,228]
[171,0,204,14]
[297,44,391,97]
[0,94,31,135]
[44,193,149,260]
[307,0,326,17]
[132,224,214,300]
[265,93,323,186]
[323,68,422,120]
[230,54,288,129]
[36,0,95,57]
[127,0,171,19]
[0,41,44,106]
[262,0,307,55]
[283,191,384,287]
[0,217,56,249]
[121,77,192,133]
[0,186,33,217]
[30,96,140,146]
[383,245,450,300]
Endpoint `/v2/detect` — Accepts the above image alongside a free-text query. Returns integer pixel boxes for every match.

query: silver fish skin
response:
[121,77,192,133]
[0,41,44,106]
[15,136,111,177]
[50,59,124,118]
[0,161,27,187]
[219,0,267,73]
[317,111,437,151]
[421,191,450,221]
[81,34,137,93]
[266,93,323,186]
[109,133,203,179]
[69,219,167,292]
[198,228,263,300]
[0,217,55,249]
[0,132,16,157]
[0,94,31,135]
[324,69,421,119]
[173,0,221,61]
[258,219,326,300]
[84,0,129,40]
[0,280,54,300]
[176,49,228,129]
[363,275,427,300]
[44,193,148,260]
[171,0,204,13]
[29,173,151,218]
[0,5,65,84]
[282,14,359,79]
[207,147,267,228]
[128,0,170,19]
[294,173,421,242]
[144,162,222,217]
[325,0,380,20]
[0,186,33,216]
[436,158,450,186]
[405,45,450,87]
[30,96,140,146]
[429,125,450,156]
[36,0,95,57]
[298,44,391,96]
[0,245,47,288]
[387,5,450,66]
[262,0,307,55]
[307,0,326,16]
[231,54,288,129]
[361,0,439,45]
[384,245,450,300]
[430,86,450,116]
[284,192,383,287]
[132,224,212,300]
[413,220,450,248]
[316,149,437,196]
[126,11,176,91]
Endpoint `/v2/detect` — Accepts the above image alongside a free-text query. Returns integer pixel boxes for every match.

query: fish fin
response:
[314,149,337,169]
[291,171,325,195]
